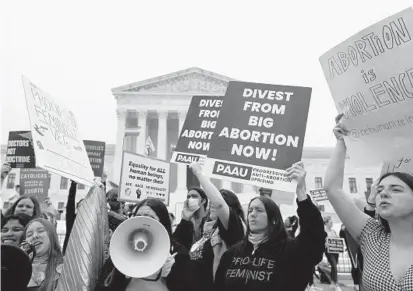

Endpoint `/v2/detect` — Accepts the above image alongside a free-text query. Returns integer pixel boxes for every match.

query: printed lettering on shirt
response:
[225,256,275,283]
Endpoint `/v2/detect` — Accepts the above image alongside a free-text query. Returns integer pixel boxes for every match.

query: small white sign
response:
[22,76,94,186]
[119,151,170,205]
[326,237,345,254]
[309,189,329,202]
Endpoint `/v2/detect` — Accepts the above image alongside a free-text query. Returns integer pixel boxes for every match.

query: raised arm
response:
[190,162,230,229]
[324,116,370,240]
[287,162,326,264]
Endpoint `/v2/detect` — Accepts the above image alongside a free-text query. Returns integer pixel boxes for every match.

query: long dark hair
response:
[245,196,288,244]
[4,196,42,219]
[132,198,173,241]
[377,172,413,233]
[22,218,63,291]
[220,189,246,223]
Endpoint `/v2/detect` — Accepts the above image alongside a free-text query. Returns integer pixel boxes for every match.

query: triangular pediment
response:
[112,67,236,94]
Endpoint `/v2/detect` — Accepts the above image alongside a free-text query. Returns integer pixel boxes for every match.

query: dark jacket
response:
[214,197,326,291]
[94,241,190,291]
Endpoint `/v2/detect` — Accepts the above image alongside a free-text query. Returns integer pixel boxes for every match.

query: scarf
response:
[248,232,267,255]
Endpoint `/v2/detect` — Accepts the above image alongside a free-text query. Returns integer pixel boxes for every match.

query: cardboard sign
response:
[22,76,94,186]
[19,168,50,203]
[84,140,106,177]
[5,131,36,168]
[320,8,413,165]
[204,81,312,192]
[310,189,329,202]
[119,151,170,205]
[172,96,223,165]
[326,237,345,254]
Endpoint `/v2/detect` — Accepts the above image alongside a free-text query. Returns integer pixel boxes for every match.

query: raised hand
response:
[286,161,307,190]
[333,113,349,141]
[189,161,203,177]
[1,162,11,179]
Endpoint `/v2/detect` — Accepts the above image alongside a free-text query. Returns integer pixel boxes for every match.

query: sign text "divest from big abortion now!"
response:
[203,81,312,192]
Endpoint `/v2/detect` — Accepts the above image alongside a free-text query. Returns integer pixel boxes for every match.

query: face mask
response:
[187,198,201,212]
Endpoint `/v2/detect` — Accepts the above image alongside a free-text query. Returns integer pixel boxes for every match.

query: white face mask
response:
[187,198,201,212]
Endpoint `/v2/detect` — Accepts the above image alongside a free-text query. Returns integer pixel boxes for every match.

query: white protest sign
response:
[309,189,329,203]
[22,76,94,186]
[119,151,170,205]
[326,238,345,254]
[320,8,413,165]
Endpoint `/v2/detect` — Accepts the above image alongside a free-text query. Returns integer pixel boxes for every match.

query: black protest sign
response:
[326,238,345,254]
[5,131,35,168]
[171,96,223,165]
[19,168,50,203]
[84,140,106,177]
[204,81,312,192]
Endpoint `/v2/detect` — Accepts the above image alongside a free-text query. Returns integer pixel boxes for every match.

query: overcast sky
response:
[1,0,411,147]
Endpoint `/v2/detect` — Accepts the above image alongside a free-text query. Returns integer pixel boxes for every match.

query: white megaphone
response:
[109,216,170,278]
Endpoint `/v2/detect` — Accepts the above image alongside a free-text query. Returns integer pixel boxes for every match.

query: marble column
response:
[176,112,187,192]
[112,109,126,185]
[137,111,148,155]
[157,111,168,160]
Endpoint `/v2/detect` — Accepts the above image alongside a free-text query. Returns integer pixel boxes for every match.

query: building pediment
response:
[112,67,236,95]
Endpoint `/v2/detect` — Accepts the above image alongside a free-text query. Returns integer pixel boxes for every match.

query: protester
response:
[96,198,190,291]
[214,161,326,291]
[22,218,64,291]
[324,216,341,291]
[324,115,413,290]
[3,195,42,219]
[173,187,209,250]
[1,213,32,246]
[178,162,249,291]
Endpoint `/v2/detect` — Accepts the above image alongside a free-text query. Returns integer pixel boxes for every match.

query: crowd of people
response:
[1,115,413,291]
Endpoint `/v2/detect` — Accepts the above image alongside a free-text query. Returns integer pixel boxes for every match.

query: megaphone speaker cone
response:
[110,216,171,278]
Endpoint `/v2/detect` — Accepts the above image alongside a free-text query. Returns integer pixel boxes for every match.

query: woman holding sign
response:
[324,114,413,291]
[323,216,341,290]
[185,162,246,291]
[214,162,326,291]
